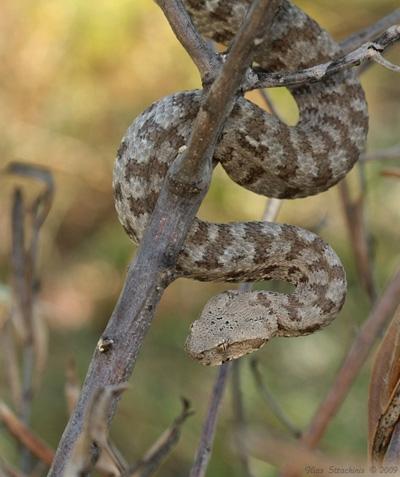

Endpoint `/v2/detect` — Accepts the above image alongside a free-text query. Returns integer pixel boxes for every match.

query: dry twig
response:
[0,457,27,477]
[250,359,301,438]
[246,26,400,91]
[240,430,361,475]
[154,0,220,84]
[338,180,377,302]
[189,364,231,477]
[128,398,193,477]
[231,361,255,477]
[381,168,400,179]
[0,401,54,467]
[64,385,128,477]
[0,320,22,412]
[4,163,54,471]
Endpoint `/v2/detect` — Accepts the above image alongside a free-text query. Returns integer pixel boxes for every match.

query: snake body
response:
[113,0,368,365]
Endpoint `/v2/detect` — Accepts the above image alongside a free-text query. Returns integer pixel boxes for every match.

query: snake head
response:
[185,290,276,366]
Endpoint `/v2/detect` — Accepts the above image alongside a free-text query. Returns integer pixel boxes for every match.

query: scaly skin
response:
[113,0,368,365]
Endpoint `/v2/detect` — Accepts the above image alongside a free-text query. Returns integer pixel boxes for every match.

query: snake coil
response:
[113,0,368,365]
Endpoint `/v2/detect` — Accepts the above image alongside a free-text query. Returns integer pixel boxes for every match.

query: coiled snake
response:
[113,0,368,365]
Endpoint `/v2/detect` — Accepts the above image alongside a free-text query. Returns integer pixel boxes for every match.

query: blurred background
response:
[0,1,399,475]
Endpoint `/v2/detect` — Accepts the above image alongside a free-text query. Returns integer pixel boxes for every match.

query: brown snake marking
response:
[113,0,368,365]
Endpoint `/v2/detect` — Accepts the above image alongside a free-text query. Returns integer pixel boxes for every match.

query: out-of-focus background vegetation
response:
[0,1,399,475]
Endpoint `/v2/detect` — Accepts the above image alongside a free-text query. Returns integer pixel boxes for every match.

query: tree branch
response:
[245,25,400,91]
[49,0,280,474]
[154,0,220,85]
[338,180,377,302]
[0,401,54,467]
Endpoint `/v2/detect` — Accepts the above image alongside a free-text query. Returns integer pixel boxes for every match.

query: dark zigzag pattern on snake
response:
[113,0,368,365]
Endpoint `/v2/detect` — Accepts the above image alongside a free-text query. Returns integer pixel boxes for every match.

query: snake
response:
[113,0,368,365]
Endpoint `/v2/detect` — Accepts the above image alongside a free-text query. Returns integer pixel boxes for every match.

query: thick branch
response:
[49,0,279,475]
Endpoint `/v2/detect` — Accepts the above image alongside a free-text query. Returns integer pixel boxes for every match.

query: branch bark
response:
[246,25,400,91]
[49,0,280,474]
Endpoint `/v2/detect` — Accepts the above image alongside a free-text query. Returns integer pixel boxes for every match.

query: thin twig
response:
[0,457,27,477]
[6,164,54,472]
[240,430,365,474]
[189,364,231,477]
[0,320,22,412]
[231,361,255,477]
[371,52,400,72]
[338,180,377,302]
[362,144,400,162]
[245,26,400,91]
[11,189,32,345]
[154,0,220,84]
[250,359,301,438]
[127,398,193,477]
[49,0,280,474]
[10,189,34,471]
[0,401,54,467]
[381,168,400,179]
[65,385,128,477]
